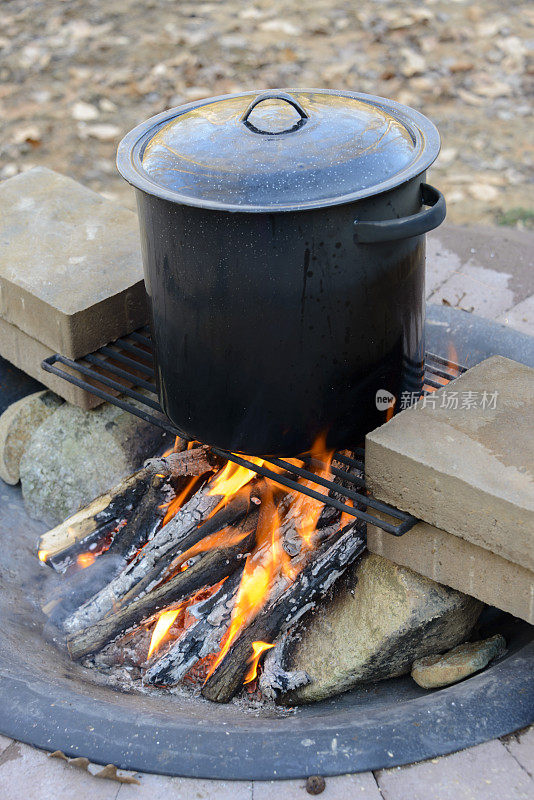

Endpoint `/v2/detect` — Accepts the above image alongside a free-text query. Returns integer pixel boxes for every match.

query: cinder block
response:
[367,520,534,624]
[0,167,147,358]
[366,356,534,571]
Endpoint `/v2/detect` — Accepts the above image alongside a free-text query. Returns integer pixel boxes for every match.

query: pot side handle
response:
[353,183,446,244]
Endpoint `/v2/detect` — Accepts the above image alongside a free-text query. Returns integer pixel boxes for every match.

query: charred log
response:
[67,520,257,661]
[62,481,222,634]
[143,567,244,686]
[121,493,252,604]
[38,468,154,571]
[201,523,366,703]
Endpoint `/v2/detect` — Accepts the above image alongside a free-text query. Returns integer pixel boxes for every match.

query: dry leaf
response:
[96,764,140,784]
[48,750,140,785]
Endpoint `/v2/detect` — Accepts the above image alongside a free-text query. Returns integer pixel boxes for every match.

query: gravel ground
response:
[0,0,533,227]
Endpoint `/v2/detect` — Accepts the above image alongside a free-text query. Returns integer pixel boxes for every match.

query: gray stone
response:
[411,633,506,689]
[366,356,534,571]
[279,553,482,704]
[0,167,147,359]
[0,390,63,484]
[19,397,166,526]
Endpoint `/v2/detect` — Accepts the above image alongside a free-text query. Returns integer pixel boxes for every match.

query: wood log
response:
[67,519,257,661]
[145,446,223,477]
[120,493,252,604]
[38,468,153,570]
[43,473,175,625]
[201,523,366,703]
[143,567,244,685]
[62,481,220,634]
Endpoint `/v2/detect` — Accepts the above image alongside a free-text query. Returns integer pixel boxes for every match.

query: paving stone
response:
[252,771,382,799]
[411,634,506,688]
[116,771,252,799]
[0,742,117,800]
[366,356,534,571]
[0,310,104,410]
[504,726,534,778]
[498,294,534,337]
[429,224,534,310]
[0,390,63,484]
[278,553,481,704]
[19,396,167,526]
[376,739,533,800]
[0,167,147,359]
[367,519,534,624]
[426,234,465,297]
[427,263,515,319]
[0,735,13,754]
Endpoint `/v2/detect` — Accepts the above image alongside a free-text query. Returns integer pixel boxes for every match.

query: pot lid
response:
[118,89,441,212]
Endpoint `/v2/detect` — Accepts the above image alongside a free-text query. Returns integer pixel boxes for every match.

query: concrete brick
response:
[366,356,534,571]
[376,739,533,800]
[0,315,127,409]
[367,520,534,624]
[0,167,147,359]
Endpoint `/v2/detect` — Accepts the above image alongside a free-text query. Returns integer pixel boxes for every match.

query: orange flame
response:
[147,607,182,659]
[38,550,48,563]
[167,525,252,577]
[206,487,282,679]
[76,552,96,569]
[290,434,334,549]
[159,474,204,527]
[244,641,275,683]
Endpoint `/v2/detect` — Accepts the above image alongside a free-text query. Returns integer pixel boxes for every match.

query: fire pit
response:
[0,305,532,779]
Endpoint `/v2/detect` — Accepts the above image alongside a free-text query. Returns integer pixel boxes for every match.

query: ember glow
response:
[38,550,48,563]
[76,552,96,569]
[244,641,275,684]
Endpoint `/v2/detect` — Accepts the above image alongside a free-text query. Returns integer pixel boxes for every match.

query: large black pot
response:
[117,89,445,456]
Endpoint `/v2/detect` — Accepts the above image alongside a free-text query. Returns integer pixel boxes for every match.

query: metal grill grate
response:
[42,329,465,537]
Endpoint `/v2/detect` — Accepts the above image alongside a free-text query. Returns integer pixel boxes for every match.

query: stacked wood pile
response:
[38,442,366,703]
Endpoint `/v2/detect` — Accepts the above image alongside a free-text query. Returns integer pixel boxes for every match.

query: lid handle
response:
[241,91,308,135]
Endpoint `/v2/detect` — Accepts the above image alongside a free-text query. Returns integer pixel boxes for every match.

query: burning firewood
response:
[38,467,155,570]
[62,458,264,634]
[66,511,258,660]
[143,567,244,686]
[201,523,366,703]
[145,445,223,477]
[41,436,370,706]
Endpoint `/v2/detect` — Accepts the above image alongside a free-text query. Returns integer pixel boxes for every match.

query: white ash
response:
[63,486,218,634]
[259,633,311,700]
